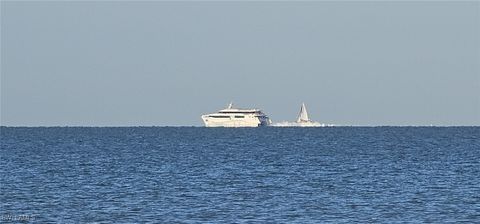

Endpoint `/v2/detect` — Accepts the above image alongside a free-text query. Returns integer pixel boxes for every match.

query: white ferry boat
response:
[201,103,272,127]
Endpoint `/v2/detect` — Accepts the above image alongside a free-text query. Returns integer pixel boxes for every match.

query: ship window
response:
[209,115,230,118]
[219,111,256,114]
[234,115,245,118]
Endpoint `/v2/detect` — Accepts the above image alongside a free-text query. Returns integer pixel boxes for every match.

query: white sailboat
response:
[272,103,324,127]
[297,103,310,123]
[294,103,322,127]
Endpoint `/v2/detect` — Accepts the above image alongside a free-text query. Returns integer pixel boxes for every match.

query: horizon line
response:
[1,125,479,128]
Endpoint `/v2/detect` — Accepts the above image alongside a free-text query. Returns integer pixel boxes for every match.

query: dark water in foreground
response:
[1,127,479,223]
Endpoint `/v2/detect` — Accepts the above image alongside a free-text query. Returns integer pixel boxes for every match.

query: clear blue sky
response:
[1,2,479,126]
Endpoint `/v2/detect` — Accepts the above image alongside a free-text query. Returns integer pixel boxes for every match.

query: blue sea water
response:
[1,127,479,223]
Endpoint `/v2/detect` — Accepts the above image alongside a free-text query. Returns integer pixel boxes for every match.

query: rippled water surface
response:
[1,127,479,223]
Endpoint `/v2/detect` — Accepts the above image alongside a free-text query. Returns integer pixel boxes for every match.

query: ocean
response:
[1,127,479,223]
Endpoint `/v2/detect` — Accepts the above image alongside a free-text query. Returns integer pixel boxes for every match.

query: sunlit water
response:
[1,127,479,223]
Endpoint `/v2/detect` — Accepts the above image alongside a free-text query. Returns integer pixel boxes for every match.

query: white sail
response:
[297,103,310,123]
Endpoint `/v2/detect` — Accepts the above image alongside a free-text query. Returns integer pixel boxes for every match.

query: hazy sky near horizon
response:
[1,1,479,126]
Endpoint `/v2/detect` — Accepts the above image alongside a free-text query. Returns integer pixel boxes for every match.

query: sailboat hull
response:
[271,121,325,127]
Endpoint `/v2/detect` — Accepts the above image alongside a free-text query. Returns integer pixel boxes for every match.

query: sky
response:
[1,1,479,126]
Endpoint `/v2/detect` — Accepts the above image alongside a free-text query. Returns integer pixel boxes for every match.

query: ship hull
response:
[201,115,271,127]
